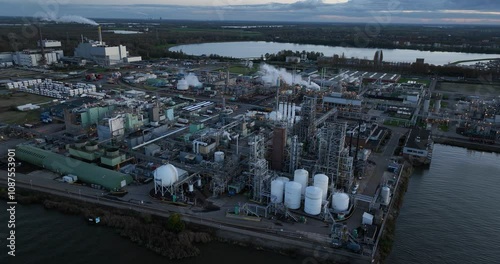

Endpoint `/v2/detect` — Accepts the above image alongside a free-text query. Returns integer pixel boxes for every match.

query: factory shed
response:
[16,145,133,191]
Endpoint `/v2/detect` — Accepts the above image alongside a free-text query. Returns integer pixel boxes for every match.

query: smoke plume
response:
[259,64,320,90]
[39,14,99,26]
[185,73,202,87]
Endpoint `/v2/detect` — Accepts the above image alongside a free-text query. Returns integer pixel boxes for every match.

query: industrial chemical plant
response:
[0,56,424,263]
[12,36,500,262]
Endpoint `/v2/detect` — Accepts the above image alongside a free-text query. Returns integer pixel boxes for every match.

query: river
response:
[169,41,500,65]
[388,144,500,263]
[1,144,499,263]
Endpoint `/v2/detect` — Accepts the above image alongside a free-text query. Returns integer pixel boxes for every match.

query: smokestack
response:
[98,25,102,44]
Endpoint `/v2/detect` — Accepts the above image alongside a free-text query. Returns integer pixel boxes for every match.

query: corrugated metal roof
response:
[16,145,133,191]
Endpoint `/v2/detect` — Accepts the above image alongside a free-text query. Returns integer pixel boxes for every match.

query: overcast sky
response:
[1,0,500,24]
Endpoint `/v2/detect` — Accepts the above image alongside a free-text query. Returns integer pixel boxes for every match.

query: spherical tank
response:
[277,176,290,183]
[153,164,179,187]
[381,186,391,205]
[284,181,302,209]
[304,186,323,215]
[214,151,225,162]
[294,169,309,196]
[332,192,349,211]
[271,180,285,203]
[177,79,189,90]
[313,174,329,200]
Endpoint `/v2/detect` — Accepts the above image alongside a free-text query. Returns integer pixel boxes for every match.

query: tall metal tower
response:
[288,135,300,173]
[315,122,353,191]
[297,96,317,151]
[249,134,271,203]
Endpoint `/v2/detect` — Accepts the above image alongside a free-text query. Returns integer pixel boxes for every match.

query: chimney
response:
[98,25,102,44]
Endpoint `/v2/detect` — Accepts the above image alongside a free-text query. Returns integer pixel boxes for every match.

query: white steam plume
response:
[259,64,320,90]
[39,14,99,26]
[185,73,202,87]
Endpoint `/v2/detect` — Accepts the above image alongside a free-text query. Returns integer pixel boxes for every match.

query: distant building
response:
[13,49,64,67]
[285,56,301,63]
[74,27,141,66]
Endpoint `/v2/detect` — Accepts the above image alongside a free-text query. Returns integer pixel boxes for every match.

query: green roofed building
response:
[16,145,133,191]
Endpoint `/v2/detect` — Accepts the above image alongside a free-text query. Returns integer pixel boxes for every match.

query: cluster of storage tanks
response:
[270,169,350,216]
[6,79,97,99]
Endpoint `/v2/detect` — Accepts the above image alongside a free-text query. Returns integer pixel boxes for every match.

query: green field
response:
[228,65,258,75]
[437,82,500,96]
[0,92,53,124]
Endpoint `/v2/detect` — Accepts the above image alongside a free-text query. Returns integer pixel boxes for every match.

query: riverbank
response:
[0,188,212,260]
[433,135,500,153]
[375,162,414,263]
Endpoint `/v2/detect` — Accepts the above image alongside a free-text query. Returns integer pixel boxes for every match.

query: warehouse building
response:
[16,145,133,191]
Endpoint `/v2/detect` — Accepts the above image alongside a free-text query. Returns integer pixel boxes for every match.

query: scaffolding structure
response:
[288,135,300,173]
[315,122,353,191]
[248,134,271,203]
[297,96,317,152]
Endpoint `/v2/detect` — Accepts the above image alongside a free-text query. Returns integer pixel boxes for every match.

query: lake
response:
[169,41,500,65]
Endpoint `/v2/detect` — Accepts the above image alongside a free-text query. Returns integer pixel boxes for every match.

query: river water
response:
[169,41,500,66]
[1,144,499,263]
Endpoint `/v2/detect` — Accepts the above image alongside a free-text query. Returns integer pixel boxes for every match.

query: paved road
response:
[362,126,407,196]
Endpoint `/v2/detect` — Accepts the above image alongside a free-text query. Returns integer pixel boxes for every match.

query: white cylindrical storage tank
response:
[435,99,441,113]
[294,169,309,196]
[197,178,202,187]
[287,102,292,122]
[177,79,189,90]
[268,111,283,121]
[423,99,430,113]
[381,186,391,205]
[270,180,285,203]
[153,164,179,187]
[284,181,302,209]
[277,176,290,183]
[304,186,323,215]
[214,151,225,162]
[188,184,194,192]
[313,174,329,200]
[278,102,285,118]
[332,192,350,211]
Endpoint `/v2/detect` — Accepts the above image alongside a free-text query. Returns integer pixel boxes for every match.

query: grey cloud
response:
[0,0,499,24]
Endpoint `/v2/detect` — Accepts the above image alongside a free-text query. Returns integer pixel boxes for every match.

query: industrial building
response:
[16,145,133,191]
[74,26,142,66]
[403,128,433,165]
[13,49,64,67]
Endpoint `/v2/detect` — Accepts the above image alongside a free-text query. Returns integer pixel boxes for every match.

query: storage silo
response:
[304,186,323,215]
[313,174,329,200]
[214,151,225,162]
[332,192,349,211]
[423,99,430,113]
[435,99,441,113]
[381,186,391,205]
[271,179,285,203]
[277,176,290,183]
[294,169,309,196]
[177,79,189,90]
[284,181,302,209]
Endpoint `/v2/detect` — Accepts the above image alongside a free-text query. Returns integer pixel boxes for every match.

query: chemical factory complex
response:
[1,25,500,264]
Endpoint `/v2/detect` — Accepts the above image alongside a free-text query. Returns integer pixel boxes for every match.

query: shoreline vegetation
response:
[377,162,414,262]
[0,188,212,260]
